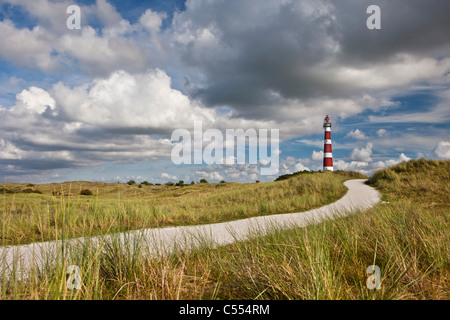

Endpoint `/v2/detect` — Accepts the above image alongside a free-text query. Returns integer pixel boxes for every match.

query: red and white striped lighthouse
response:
[323,115,333,171]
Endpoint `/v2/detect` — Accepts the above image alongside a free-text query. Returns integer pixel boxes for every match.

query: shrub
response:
[220,180,226,184]
[199,179,208,184]
[26,183,35,187]
[80,189,93,196]
[141,181,153,186]
[138,184,142,188]
[368,168,399,185]
[332,170,367,179]
[127,180,136,185]
[0,187,14,194]
[176,180,185,186]
[165,182,174,186]
[274,170,312,181]
[190,181,195,185]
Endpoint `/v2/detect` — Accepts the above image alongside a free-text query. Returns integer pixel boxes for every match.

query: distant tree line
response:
[122,178,219,187]
[0,187,42,194]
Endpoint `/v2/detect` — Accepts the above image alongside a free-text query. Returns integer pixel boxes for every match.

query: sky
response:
[0,0,449,184]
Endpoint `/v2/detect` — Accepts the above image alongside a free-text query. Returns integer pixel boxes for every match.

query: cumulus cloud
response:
[334,160,369,173]
[335,152,411,176]
[346,129,368,140]
[185,156,312,183]
[433,141,450,159]
[139,9,167,33]
[312,150,323,161]
[0,68,292,179]
[52,69,217,132]
[192,164,256,182]
[350,142,373,162]
[376,129,388,137]
[195,170,224,182]
[0,0,166,76]
[294,163,310,172]
[0,76,183,177]
[386,153,411,166]
[278,157,311,175]
[161,172,178,181]
[57,26,148,76]
[0,139,23,159]
[12,86,56,114]
[0,20,62,72]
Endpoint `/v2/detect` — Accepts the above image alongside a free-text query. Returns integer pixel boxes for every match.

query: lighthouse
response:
[323,115,333,171]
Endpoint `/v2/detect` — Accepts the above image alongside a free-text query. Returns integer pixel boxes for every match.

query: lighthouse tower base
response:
[323,167,334,171]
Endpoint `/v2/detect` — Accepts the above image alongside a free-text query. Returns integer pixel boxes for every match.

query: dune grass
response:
[0,160,448,300]
[0,171,361,245]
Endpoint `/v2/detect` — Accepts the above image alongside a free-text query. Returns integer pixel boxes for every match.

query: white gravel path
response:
[0,179,380,277]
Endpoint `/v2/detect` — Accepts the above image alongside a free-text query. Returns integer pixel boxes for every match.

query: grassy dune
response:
[1,160,448,300]
[206,159,449,299]
[0,171,362,245]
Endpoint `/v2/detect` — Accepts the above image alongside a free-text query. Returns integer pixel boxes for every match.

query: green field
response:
[0,160,448,300]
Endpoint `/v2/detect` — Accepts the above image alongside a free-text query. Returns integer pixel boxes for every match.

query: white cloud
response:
[350,142,373,162]
[0,1,163,76]
[57,26,147,76]
[0,82,179,172]
[93,0,123,27]
[278,157,311,174]
[382,153,411,167]
[185,157,313,183]
[0,20,62,72]
[294,162,310,172]
[334,160,369,172]
[2,0,83,33]
[161,172,178,181]
[12,86,56,114]
[139,9,167,33]
[398,153,411,162]
[433,141,450,159]
[312,150,323,161]
[376,129,388,137]
[0,139,23,159]
[335,152,411,176]
[329,55,450,91]
[346,129,368,140]
[52,69,218,131]
[195,170,224,182]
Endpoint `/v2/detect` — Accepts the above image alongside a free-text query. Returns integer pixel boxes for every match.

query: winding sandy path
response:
[0,179,380,276]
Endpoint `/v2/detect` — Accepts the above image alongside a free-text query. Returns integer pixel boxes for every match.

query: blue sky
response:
[0,0,449,184]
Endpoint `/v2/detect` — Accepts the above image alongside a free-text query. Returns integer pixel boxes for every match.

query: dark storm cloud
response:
[334,0,450,63]
[174,0,450,118]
